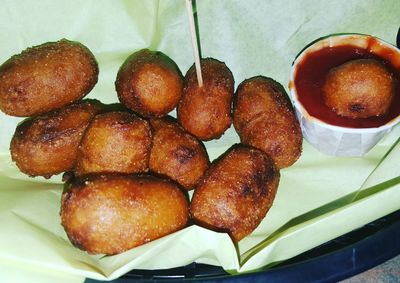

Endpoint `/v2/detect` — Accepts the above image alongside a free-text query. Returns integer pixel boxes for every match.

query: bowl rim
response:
[289,33,400,134]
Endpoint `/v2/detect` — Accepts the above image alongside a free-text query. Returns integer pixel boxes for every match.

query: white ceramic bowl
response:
[289,34,400,156]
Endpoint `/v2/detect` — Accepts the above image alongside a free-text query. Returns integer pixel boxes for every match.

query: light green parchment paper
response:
[0,0,399,282]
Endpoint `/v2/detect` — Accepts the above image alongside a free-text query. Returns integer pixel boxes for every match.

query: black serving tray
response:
[85,209,400,283]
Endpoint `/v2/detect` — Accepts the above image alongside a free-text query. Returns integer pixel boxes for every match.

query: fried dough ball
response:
[149,116,210,190]
[190,144,279,242]
[233,76,302,169]
[322,58,396,118]
[61,174,190,255]
[177,58,234,141]
[75,111,152,176]
[10,100,103,178]
[115,49,183,118]
[0,39,98,117]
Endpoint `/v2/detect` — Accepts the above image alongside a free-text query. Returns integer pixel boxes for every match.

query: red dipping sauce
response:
[292,38,400,128]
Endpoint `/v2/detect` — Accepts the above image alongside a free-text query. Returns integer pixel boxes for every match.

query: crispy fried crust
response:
[149,116,210,190]
[177,58,234,141]
[61,174,190,255]
[190,144,280,242]
[0,39,98,117]
[322,59,396,118]
[74,111,152,175]
[233,76,302,169]
[115,49,183,118]
[10,100,103,178]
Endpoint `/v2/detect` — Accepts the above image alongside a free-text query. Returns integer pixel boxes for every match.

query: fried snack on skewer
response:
[233,76,302,169]
[115,49,183,118]
[190,144,279,242]
[0,39,98,117]
[10,100,103,178]
[74,111,152,176]
[177,58,234,141]
[149,116,210,190]
[61,173,190,255]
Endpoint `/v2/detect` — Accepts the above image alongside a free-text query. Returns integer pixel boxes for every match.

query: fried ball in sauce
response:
[190,144,280,243]
[115,49,183,118]
[10,100,103,178]
[61,174,190,255]
[322,58,396,119]
[74,111,152,176]
[177,58,234,141]
[0,39,98,117]
[149,116,210,190]
[233,76,302,169]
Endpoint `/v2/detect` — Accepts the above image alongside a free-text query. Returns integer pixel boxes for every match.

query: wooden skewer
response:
[185,0,203,87]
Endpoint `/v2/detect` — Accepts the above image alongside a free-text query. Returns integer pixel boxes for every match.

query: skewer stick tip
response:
[185,0,203,87]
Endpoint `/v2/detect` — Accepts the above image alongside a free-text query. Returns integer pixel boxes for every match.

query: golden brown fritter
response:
[61,173,190,255]
[190,144,279,242]
[177,58,234,141]
[0,39,98,117]
[149,116,210,190]
[233,76,302,169]
[10,100,103,178]
[322,58,396,119]
[74,111,152,176]
[115,49,183,118]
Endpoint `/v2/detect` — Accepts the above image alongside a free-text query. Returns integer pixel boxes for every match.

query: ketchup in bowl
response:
[289,34,400,156]
[293,43,400,128]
